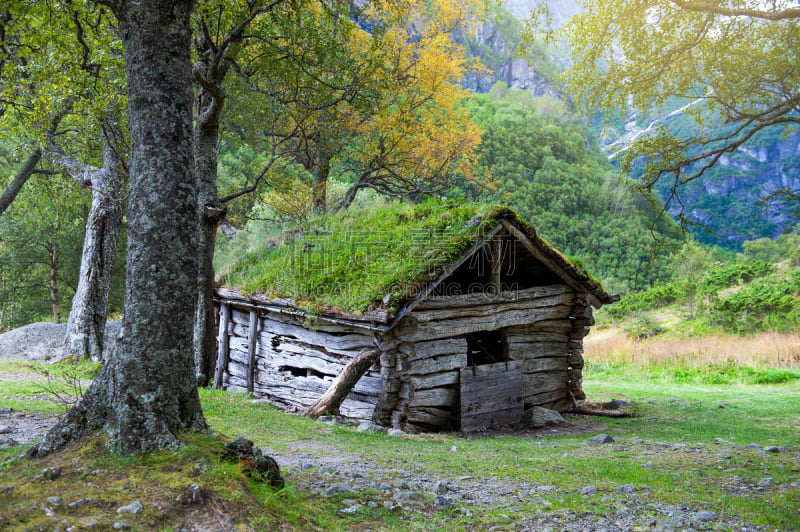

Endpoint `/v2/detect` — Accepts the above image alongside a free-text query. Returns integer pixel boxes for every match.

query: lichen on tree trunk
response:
[60,144,124,362]
[35,0,207,455]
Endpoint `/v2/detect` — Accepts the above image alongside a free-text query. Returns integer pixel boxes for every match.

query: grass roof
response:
[217,200,611,316]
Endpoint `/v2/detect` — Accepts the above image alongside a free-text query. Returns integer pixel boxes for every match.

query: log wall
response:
[218,306,383,422]
[214,282,594,431]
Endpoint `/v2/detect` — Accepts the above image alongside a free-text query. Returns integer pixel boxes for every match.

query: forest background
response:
[0,0,798,355]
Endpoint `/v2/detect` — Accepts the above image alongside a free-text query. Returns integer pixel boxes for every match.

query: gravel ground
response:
[3,409,797,531]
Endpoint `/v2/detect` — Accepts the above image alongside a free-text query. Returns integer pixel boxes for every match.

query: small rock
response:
[693,511,717,522]
[713,437,728,444]
[434,495,455,511]
[394,491,426,507]
[449,445,457,452]
[322,483,356,498]
[33,468,62,481]
[0,407,12,416]
[69,498,100,510]
[117,501,143,514]
[617,484,636,493]
[586,434,614,444]
[188,483,203,504]
[718,402,729,408]
[0,426,11,434]
[406,480,421,490]
[758,478,773,487]
[356,422,383,433]
[379,482,392,492]
[604,399,634,409]
[318,415,334,422]
[47,496,62,507]
[301,463,315,471]
[746,443,762,451]
[456,508,472,517]
[82,521,100,528]
[433,480,449,494]
[679,401,691,406]
[112,524,131,530]
[340,504,363,514]
[387,428,406,437]
[367,501,378,508]
[717,453,732,459]
[642,462,654,469]
[577,486,596,496]
[522,406,564,427]
[764,446,780,453]
[666,397,679,403]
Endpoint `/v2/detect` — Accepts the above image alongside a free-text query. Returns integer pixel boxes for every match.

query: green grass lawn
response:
[1,358,798,530]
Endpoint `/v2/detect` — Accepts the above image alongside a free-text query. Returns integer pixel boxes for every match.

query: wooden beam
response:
[304,347,382,419]
[246,310,258,393]
[490,236,503,293]
[500,220,602,308]
[213,303,231,389]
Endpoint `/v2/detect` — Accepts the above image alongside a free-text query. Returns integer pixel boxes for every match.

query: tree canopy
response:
[561,0,800,225]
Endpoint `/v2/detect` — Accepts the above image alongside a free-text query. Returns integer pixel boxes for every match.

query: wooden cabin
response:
[213,204,617,432]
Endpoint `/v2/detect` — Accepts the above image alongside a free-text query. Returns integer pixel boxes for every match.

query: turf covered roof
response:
[217,201,616,319]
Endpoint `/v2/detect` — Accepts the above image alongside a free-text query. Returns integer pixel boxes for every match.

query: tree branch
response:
[669,1,800,21]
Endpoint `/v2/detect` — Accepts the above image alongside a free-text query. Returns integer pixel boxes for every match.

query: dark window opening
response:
[278,365,333,379]
[466,330,507,366]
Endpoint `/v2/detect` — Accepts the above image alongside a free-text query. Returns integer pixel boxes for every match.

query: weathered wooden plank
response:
[214,303,231,389]
[408,387,457,408]
[507,320,573,334]
[505,331,569,344]
[411,294,573,324]
[405,406,453,429]
[407,306,572,342]
[340,399,377,421]
[410,371,460,390]
[523,387,568,407]
[256,317,375,355]
[519,357,569,373]
[523,371,568,396]
[415,284,572,310]
[252,344,349,377]
[460,361,523,432]
[408,338,467,362]
[507,342,568,359]
[247,310,259,393]
[405,353,467,375]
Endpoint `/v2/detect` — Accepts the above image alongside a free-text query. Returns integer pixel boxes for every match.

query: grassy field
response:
[1,334,799,530]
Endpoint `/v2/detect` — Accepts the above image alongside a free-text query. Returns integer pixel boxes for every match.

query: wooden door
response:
[459,360,523,432]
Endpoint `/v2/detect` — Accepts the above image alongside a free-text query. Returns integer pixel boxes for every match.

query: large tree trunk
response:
[61,145,124,362]
[35,0,206,455]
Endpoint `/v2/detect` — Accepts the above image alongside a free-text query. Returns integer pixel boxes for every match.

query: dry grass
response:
[585,329,800,369]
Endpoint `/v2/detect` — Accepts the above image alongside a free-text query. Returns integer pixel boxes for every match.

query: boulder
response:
[522,406,564,427]
[0,321,121,363]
